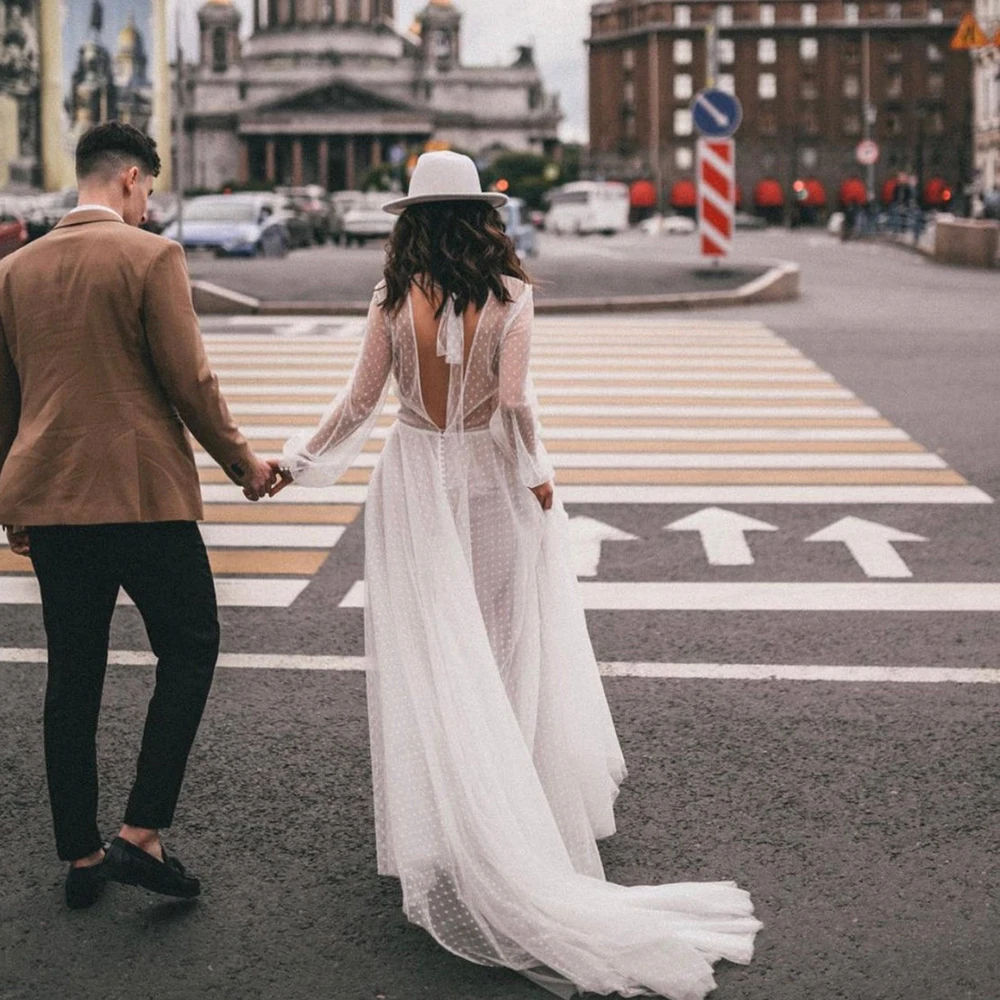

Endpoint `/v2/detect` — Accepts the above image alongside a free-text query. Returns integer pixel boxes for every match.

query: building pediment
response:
[252,79,420,117]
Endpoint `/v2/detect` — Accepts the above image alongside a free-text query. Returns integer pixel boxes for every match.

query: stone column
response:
[39,0,72,190]
[318,138,330,190]
[346,136,357,190]
[265,139,277,184]
[239,140,251,185]
[371,138,383,168]
[292,138,304,186]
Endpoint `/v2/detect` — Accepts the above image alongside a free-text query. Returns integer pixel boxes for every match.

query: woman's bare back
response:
[409,280,482,432]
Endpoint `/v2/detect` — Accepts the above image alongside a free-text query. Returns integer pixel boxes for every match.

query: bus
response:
[544,181,631,236]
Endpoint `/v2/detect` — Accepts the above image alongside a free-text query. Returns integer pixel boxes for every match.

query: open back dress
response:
[281,276,762,1000]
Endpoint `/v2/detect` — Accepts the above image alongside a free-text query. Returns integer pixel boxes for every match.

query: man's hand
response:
[530,481,554,511]
[4,524,30,557]
[241,455,278,502]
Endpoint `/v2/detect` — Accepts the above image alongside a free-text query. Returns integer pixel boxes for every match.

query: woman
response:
[274,152,762,999]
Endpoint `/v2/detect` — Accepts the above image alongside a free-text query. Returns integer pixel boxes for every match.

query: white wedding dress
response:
[282,278,762,999]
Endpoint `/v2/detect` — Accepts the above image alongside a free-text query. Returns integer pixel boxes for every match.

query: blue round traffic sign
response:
[691,89,743,138]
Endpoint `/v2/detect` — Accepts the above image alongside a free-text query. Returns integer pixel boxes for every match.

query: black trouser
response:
[29,522,220,862]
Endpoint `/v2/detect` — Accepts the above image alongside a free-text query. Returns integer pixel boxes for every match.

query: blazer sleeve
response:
[142,241,254,483]
[0,315,19,476]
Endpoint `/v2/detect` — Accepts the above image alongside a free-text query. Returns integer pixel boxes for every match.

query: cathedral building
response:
[183,0,563,192]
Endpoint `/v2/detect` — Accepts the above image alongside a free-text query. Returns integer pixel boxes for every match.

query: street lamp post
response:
[861,29,876,203]
[175,0,186,243]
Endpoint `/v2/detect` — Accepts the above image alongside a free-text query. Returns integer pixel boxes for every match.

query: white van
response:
[544,181,631,236]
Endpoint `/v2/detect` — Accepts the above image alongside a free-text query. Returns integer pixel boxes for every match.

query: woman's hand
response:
[530,481,554,511]
[268,463,294,497]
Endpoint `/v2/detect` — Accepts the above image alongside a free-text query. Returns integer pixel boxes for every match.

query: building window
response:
[800,37,818,61]
[927,42,943,61]
[676,146,694,170]
[759,3,775,25]
[623,109,636,140]
[623,47,635,71]
[674,74,693,99]
[928,5,943,23]
[624,80,635,104]
[802,109,819,134]
[212,26,228,73]
[843,113,861,134]
[673,39,693,64]
[886,72,903,99]
[758,37,777,63]
[801,77,819,99]
[760,110,777,135]
[800,147,818,170]
[843,74,860,98]
[758,72,777,99]
[718,72,736,94]
[885,111,903,135]
[674,4,691,26]
[673,108,694,135]
[802,3,817,25]
[886,42,902,63]
[716,5,733,27]
[845,2,859,24]
[928,72,944,98]
[319,0,335,20]
[719,38,735,63]
[930,109,944,133]
[886,2,901,19]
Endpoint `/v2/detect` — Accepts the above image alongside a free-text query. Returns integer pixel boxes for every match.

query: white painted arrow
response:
[666,507,778,566]
[805,517,926,578]
[569,517,640,578]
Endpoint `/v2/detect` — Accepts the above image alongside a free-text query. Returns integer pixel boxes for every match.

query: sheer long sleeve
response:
[282,287,392,487]
[489,285,554,488]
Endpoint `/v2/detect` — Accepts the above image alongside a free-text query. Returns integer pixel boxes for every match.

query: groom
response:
[0,122,277,908]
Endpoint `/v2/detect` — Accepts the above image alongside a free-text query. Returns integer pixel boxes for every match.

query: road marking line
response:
[339,580,1000,612]
[193,451,947,470]
[199,484,991,505]
[0,579,309,607]
[212,370,839,384]
[225,402,882,419]
[198,525,347,547]
[3,649,998,683]
[238,425,911,441]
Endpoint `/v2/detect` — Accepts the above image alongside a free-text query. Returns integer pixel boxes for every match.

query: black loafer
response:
[65,854,107,910]
[103,837,201,898]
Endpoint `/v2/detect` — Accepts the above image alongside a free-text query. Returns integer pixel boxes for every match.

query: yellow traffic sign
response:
[949,12,989,49]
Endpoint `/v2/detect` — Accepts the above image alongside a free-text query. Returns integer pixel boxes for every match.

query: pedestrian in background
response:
[0,121,277,909]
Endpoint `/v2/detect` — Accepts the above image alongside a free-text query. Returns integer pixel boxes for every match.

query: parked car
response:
[256,193,313,249]
[277,185,333,244]
[342,192,395,247]
[640,213,696,236]
[329,190,367,245]
[545,181,630,236]
[141,192,179,235]
[25,189,77,241]
[0,205,28,260]
[500,197,538,258]
[162,194,290,257]
[734,211,768,230]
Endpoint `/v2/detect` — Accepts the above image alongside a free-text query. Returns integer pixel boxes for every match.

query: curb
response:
[191,259,800,317]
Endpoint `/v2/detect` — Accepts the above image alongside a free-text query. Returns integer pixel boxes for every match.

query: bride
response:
[273,151,762,999]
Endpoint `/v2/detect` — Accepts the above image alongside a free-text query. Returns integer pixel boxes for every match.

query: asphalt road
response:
[2,232,999,1000]
[184,229,769,304]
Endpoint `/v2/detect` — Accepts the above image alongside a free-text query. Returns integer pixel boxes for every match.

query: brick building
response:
[588,0,974,216]
[972,0,1000,203]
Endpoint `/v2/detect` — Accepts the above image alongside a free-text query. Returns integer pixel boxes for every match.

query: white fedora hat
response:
[382,150,508,216]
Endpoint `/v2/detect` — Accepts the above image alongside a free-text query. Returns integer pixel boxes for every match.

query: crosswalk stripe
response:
[0,578,309,607]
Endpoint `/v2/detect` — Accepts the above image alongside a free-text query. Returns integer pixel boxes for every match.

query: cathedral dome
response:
[118,16,139,53]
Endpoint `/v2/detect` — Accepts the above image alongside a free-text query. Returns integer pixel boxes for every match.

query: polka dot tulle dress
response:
[282,278,762,999]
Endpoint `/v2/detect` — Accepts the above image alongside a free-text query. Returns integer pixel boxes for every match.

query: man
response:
[0,122,277,909]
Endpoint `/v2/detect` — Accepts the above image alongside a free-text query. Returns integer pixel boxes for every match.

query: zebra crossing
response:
[0,315,991,608]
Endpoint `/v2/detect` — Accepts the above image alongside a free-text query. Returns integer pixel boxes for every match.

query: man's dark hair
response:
[75,121,161,182]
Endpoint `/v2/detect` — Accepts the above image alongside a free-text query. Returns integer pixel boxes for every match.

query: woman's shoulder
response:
[500,274,532,302]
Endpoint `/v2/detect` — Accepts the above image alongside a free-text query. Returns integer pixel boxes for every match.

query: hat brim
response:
[382,192,509,216]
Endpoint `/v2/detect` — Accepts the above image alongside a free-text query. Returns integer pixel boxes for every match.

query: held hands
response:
[530,481,554,511]
[241,457,284,502]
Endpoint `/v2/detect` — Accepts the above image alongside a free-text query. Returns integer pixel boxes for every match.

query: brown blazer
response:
[0,210,254,526]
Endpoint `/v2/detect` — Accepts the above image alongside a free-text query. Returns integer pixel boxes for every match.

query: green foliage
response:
[480,150,570,210]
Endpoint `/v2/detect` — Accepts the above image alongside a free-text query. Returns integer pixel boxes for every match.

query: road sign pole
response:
[862,29,875,203]
[698,137,735,259]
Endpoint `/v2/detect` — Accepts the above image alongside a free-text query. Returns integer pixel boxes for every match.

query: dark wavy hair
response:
[382,201,531,319]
